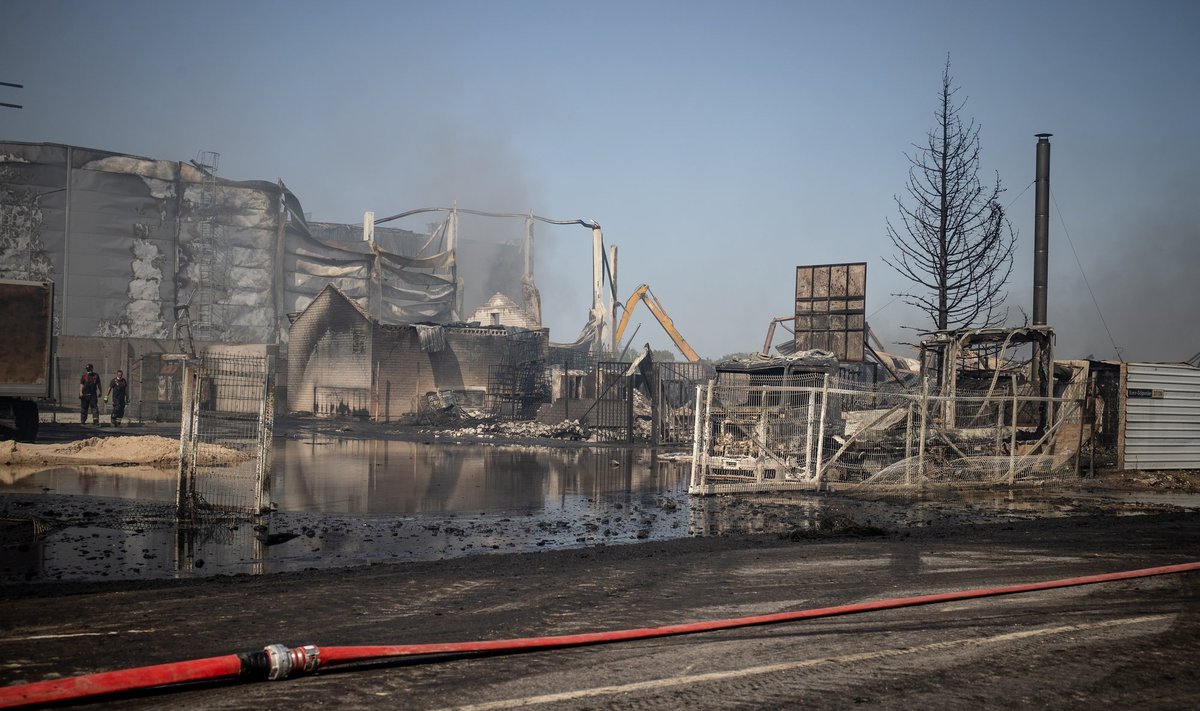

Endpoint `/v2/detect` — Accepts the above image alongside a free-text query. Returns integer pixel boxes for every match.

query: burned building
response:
[0,141,551,413]
[287,284,548,419]
[0,142,466,344]
[467,293,539,329]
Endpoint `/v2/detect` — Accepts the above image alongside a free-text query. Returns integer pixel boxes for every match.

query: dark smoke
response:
[1053,178,1200,363]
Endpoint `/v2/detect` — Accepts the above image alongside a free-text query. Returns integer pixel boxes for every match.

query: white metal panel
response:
[1123,363,1200,470]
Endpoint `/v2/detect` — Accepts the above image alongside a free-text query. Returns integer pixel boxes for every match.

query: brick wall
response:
[286,289,372,415]
[372,326,512,420]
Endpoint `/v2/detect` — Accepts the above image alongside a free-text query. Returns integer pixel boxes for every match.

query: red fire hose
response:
[3,560,1198,708]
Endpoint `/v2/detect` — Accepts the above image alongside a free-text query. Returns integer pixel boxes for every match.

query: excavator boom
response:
[613,284,701,362]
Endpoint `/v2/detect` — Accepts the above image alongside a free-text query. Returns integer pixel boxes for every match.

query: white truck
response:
[0,279,54,442]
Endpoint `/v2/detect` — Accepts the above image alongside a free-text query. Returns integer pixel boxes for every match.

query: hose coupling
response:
[264,644,320,680]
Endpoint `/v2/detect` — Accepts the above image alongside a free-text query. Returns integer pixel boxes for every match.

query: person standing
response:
[105,369,129,427]
[79,364,101,425]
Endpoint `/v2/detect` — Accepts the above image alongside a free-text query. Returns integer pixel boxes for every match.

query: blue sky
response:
[2,0,1198,361]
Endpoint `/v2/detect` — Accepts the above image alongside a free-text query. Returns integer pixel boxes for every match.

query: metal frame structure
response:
[689,370,1088,495]
[175,353,275,519]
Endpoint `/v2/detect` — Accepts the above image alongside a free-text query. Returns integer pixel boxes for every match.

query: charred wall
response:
[0,144,179,337]
[0,141,453,350]
[287,284,548,419]
[372,326,519,420]
[286,286,373,416]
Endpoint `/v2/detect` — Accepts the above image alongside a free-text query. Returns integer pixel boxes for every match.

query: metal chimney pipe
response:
[1033,133,1052,325]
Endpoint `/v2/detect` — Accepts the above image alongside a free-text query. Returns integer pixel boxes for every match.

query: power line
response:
[0,80,22,110]
[1004,179,1034,212]
[869,289,915,320]
[1051,190,1123,360]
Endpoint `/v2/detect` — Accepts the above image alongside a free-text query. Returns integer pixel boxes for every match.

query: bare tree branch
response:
[885,57,1016,333]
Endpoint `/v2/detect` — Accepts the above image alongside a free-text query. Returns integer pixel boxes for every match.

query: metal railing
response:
[690,374,1087,494]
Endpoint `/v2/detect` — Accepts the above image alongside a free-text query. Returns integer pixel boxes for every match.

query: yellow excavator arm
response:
[613,284,701,362]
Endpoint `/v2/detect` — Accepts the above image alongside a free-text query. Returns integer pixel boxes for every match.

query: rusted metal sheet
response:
[0,279,53,397]
[794,262,866,362]
[1122,362,1200,471]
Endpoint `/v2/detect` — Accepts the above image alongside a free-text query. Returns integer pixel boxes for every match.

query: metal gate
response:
[588,361,636,442]
[652,361,714,444]
[176,353,275,518]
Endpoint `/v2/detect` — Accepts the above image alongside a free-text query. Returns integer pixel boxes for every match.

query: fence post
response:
[689,385,704,490]
[814,374,831,488]
[51,354,59,424]
[372,361,379,422]
[904,401,914,486]
[651,366,661,447]
[175,357,198,518]
[135,355,142,424]
[698,380,715,490]
[995,401,1005,481]
[254,356,275,514]
[804,383,817,478]
[1008,375,1019,485]
[1075,374,1091,478]
[626,375,634,443]
[916,376,929,485]
[1088,372,1098,478]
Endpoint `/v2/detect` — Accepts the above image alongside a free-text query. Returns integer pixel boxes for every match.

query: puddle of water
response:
[273,438,682,515]
[4,438,1198,583]
[0,465,177,501]
[1,439,699,583]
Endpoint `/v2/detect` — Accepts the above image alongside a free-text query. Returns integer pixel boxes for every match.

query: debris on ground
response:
[1097,469,1200,492]
[429,419,588,441]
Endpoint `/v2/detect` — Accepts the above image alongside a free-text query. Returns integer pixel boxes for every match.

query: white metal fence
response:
[689,372,1087,495]
[176,354,275,518]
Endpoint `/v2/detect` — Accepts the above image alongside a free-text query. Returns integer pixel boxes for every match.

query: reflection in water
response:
[0,439,696,582]
[174,516,269,577]
[0,465,177,501]
[6,438,1199,583]
[273,439,682,515]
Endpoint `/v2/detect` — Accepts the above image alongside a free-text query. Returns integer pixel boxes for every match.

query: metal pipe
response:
[1033,133,1052,325]
[591,226,605,353]
[609,244,618,354]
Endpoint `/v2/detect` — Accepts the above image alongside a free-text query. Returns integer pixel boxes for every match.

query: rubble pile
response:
[432,419,588,441]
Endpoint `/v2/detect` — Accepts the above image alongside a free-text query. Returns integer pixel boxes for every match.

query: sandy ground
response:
[0,434,247,469]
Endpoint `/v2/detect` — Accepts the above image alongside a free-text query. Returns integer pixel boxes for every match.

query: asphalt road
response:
[2,512,1199,709]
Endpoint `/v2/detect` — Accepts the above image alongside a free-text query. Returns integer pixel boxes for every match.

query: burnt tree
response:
[885,59,1016,333]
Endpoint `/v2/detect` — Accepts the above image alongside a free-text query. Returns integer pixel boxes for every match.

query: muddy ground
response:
[3,417,1198,584]
[2,513,1200,709]
[2,418,1200,708]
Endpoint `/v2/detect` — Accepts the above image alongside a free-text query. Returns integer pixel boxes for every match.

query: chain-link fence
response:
[689,373,1088,494]
[654,361,715,444]
[176,354,275,518]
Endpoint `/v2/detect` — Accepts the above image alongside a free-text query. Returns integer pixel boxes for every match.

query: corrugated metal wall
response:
[1122,362,1200,470]
[1,141,454,348]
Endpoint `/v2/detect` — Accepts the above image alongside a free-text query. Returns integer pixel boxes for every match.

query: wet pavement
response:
[3,435,1200,584]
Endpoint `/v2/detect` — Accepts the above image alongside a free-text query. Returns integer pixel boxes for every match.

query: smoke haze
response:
[1052,176,1200,363]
